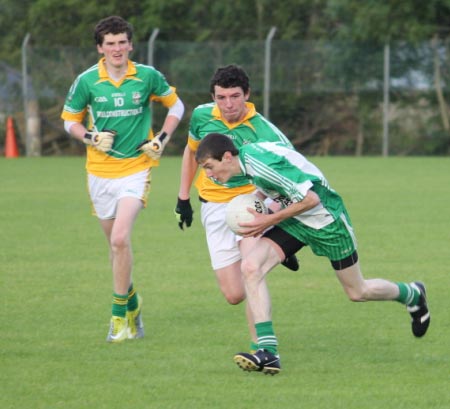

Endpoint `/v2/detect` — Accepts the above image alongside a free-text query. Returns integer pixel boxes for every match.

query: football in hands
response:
[225,193,268,235]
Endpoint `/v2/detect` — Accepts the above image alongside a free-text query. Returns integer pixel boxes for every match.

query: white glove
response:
[83,130,117,152]
[137,132,169,160]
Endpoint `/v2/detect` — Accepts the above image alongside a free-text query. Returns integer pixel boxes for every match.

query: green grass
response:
[1,156,449,409]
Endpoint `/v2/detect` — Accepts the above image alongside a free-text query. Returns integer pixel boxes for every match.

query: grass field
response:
[1,156,449,409]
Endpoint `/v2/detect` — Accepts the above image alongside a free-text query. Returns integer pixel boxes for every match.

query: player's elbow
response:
[167,97,185,120]
[304,190,321,209]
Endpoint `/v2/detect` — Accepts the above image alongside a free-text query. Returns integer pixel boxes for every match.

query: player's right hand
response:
[83,129,117,152]
[175,198,193,230]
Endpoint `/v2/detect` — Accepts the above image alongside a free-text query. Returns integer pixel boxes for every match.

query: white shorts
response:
[88,169,151,220]
[200,201,242,270]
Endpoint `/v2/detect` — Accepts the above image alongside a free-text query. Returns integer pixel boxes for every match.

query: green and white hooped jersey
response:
[236,142,347,230]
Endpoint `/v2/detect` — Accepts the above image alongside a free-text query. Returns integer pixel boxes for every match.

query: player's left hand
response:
[137,131,168,160]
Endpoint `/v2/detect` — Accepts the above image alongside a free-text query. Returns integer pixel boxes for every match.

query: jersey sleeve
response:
[148,69,178,107]
[241,144,313,202]
[188,106,204,142]
[151,86,179,108]
[60,75,90,123]
[186,105,207,151]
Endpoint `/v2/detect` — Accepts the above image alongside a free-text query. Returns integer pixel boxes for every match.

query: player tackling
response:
[195,133,431,375]
[175,65,300,351]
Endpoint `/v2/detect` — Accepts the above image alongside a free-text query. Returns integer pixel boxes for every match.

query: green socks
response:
[127,284,139,312]
[112,284,139,318]
[396,282,420,306]
[255,321,278,355]
[249,341,259,352]
[111,293,128,318]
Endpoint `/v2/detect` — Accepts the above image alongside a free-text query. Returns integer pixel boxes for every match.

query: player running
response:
[61,16,184,343]
[195,133,431,375]
[175,65,299,350]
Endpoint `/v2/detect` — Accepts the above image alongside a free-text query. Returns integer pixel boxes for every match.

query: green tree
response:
[2,0,450,155]
[0,0,34,64]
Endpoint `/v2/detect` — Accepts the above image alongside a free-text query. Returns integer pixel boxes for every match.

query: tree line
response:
[1,0,450,155]
[2,0,450,65]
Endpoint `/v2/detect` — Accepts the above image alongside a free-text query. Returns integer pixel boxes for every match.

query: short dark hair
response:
[195,133,239,163]
[209,64,250,94]
[94,16,133,45]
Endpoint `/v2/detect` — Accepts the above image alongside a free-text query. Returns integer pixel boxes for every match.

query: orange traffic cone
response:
[5,116,19,158]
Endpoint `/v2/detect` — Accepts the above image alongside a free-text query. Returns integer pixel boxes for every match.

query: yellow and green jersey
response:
[188,102,293,202]
[61,58,179,178]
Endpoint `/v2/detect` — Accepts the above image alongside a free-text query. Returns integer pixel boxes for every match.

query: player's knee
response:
[344,287,367,302]
[215,265,246,304]
[224,292,245,305]
[219,285,245,304]
[347,293,365,302]
[240,257,262,281]
[110,232,130,253]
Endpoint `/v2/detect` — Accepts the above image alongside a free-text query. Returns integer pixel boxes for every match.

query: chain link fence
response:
[1,37,449,156]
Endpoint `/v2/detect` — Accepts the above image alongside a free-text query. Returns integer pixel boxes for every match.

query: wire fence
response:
[1,37,449,156]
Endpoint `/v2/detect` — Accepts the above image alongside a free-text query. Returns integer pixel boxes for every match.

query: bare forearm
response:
[178,146,198,199]
[159,115,181,138]
[239,190,321,237]
[268,190,320,224]
[67,122,88,142]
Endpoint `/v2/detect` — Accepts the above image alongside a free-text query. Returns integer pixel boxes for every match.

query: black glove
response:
[175,198,193,230]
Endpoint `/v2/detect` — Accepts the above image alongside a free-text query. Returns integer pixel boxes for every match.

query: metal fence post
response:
[22,33,42,156]
[263,26,277,119]
[382,43,390,157]
[21,33,41,157]
[21,33,30,154]
[147,28,160,66]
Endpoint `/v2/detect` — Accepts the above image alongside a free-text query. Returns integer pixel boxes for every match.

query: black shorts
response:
[263,226,306,257]
[263,225,358,270]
